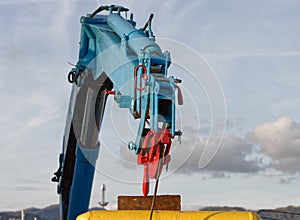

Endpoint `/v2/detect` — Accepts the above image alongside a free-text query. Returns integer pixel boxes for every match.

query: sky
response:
[0,0,300,212]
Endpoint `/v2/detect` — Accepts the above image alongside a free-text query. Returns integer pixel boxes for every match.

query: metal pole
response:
[99,184,109,209]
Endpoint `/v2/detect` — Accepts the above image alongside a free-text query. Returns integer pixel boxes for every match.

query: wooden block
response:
[118,195,181,211]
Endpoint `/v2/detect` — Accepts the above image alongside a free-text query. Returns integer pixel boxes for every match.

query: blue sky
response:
[0,0,300,211]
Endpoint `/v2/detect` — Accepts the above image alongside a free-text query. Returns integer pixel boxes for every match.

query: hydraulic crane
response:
[52,5,183,220]
[51,5,268,220]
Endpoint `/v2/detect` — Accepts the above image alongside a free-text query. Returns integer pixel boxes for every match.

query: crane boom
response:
[52,5,183,220]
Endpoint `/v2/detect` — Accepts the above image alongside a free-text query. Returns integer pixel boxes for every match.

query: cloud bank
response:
[119,117,300,180]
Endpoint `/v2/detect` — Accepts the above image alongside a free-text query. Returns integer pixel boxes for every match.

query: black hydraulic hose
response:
[89,5,110,18]
[142,13,154,31]
[149,178,159,220]
[68,71,80,83]
[149,147,164,220]
[89,5,129,18]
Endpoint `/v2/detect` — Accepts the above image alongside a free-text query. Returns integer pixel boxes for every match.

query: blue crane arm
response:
[52,5,183,220]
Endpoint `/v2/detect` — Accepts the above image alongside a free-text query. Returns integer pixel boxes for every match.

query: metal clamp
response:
[128,141,137,151]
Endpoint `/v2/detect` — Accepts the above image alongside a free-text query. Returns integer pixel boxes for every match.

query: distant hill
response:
[200,206,247,211]
[0,205,59,220]
[257,206,300,220]
[200,205,300,220]
[1,204,300,220]
[0,205,106,220]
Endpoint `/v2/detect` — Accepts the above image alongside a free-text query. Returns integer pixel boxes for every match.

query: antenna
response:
[98,184,108,209]
[21,210,25,220]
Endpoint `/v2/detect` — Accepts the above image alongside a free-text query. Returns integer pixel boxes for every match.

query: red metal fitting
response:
[105,89,116,95]
[137,129,173,196]
[160,129,171,145]
[134,64,148,91]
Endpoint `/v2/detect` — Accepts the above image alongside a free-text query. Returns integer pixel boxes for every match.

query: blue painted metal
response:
[52,5,182,220]
[67,145,99,220]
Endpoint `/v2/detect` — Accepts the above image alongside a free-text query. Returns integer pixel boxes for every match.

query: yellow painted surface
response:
[77,210,261,220]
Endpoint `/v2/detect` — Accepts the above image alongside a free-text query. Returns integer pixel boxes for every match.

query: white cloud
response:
[170,134,263,175]
[249,116,300,173]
